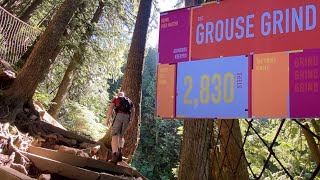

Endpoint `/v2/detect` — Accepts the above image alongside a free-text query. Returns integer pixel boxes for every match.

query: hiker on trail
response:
[106,91,135,164]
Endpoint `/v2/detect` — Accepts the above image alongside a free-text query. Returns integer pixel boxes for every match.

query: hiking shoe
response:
[108,152,118,165]
[118,147,123,161]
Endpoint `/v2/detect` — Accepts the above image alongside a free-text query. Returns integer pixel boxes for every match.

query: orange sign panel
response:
[156,64,176,118]
[252,52,289,118]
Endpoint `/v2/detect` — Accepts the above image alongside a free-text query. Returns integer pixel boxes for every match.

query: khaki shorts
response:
[111,113,130,136]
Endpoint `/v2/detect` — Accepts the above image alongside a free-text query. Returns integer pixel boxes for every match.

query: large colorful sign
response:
[156,0,320,119]
[191,0,320,60]
[290,52,320,118]
[159,8,191,64]
[156,64,176,118]
[176,56,249,118]
[252,52,289,118]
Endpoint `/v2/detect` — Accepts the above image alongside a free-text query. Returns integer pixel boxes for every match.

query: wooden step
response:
[22,152,131,180]
[27,146,147,179]
[0,166,35,180]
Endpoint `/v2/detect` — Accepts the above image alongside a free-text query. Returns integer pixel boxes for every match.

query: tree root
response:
[8,137,30,166]
[10,163,28,175]
[0,126,31,176]
[96,141,110,161]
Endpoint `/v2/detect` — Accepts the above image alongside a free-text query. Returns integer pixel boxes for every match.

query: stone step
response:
[27,146,147,179]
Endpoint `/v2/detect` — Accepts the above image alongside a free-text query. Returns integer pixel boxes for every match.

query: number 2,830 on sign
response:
[176,56,248,118]
[183,73,240,106]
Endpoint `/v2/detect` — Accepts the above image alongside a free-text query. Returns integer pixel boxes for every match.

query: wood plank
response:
[28,146,147,180]
[22,152,100,180]
[99,173,129,180]
[0,166,35,180]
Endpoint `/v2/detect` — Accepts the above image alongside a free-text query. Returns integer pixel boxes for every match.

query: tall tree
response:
[1,0,10,7]
[2,0,15,12]
[300,120,320,165]
[120,0,152,162]
[48,0,105,119]
[179,119,215,179]
[178,0,249,179]
[0,0,82,123]
[311,119,320,137]
[19,0,44,22]
[217,119,249,179]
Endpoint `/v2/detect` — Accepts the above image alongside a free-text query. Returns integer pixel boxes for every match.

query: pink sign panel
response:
[290,52,320,118]
[158,8,190,64]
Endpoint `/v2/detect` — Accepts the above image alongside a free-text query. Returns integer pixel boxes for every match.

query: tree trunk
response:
[301,122,320,165]
[19,0,44,23]
[3,0,15,12]
[1,0,10,6]
[217,119,249,180]
[119,0,152,163]
[48,56,77,119]
[184,0,204,7]
[178,119,214,180]
[0,0,82,122]
[311,119,320,138]
[47,0,105,119]
[184,0,192,7]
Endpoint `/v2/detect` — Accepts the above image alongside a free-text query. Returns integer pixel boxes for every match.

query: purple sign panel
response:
[176,55,249,118]
[158,8,190,64]
[290,52,320,118]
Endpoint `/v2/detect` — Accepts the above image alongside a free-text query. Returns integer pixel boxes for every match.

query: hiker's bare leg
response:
[119,136,124,148]
[111,135,119,153]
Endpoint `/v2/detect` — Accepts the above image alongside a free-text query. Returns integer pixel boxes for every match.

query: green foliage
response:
[133,118,182,179]
[28,0,62,27]
[131,48,183,179]
[34,0,138,124]
[29,0,139,145]
[33,90,52,109]
[59,100,107,141]
[241,119,319,179]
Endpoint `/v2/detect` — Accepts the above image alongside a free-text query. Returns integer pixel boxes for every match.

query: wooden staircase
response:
[0,146,147,180]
